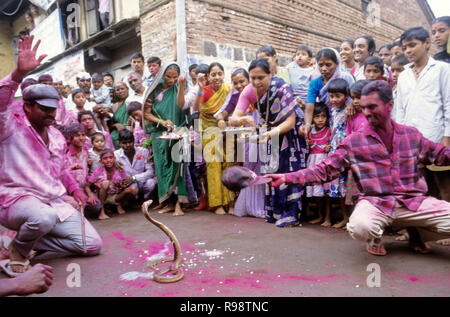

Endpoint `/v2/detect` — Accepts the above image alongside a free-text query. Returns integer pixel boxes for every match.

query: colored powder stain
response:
[409,277,419,282]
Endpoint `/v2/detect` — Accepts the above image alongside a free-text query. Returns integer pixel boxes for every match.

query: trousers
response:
[0,196,102,258]
[347,197,450,243]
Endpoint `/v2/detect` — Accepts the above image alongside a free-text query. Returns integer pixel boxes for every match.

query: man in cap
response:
[0,35,102,277]
[38,74,69,126]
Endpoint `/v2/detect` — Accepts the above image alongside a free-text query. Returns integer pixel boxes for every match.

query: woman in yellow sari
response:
[195,62,235,215]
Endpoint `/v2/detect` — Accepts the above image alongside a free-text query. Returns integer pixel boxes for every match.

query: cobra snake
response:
[141,200,184,283]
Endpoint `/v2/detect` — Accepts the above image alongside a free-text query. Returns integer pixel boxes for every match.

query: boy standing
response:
[91,73,111,132]
[396,27,450,203]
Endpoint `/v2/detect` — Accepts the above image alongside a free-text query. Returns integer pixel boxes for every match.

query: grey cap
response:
[22,84,60,108]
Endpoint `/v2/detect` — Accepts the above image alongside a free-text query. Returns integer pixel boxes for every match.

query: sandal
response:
[366,240,387,256]
[0,259,31,278]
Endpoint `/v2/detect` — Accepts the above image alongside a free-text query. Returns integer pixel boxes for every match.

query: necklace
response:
[256,88,270,128]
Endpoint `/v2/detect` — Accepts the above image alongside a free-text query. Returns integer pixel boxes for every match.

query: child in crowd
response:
[345,80,371,207]
[88,132,106,174]
[288,45,314,110]
[103,72,115,101]
[215,68,251,128]
[66,89,95,125]
[390,54,409,119]
[65,123,89,189]
[390,41,403,59]
[305,102,331,225]
[91,73,112,132]
[363,56,385,81]
[432,16,450,63]
[86,149,137,220]
[127,101,149,147]
[323,78,351,228]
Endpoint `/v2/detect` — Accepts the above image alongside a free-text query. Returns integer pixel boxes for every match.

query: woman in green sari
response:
[110,81,131,149]
[143,63,196,216]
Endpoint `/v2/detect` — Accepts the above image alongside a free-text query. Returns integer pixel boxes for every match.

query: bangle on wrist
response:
[217,118,225,122]
[197,91,204,96]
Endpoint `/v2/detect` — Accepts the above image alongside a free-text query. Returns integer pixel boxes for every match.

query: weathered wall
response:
[183,0,434,67]
[140,1,177,64]
[0,21,15,78]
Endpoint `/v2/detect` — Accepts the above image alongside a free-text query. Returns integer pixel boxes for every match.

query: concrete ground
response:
[1,208,449,297]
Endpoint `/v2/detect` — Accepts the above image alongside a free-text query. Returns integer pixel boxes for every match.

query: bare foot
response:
[395,233,409,241]
[98,211,110,220]
[8,243,30,274]
[309,217,323,225]
[214,207,226,215]
[332,219,348,229]
[117,205,126,215]
[408,228,432,254]
[172,203,184,217]
[228,206,234,215]
[321,220,332,227]
[158,205,174,214]
[435,239,450,246]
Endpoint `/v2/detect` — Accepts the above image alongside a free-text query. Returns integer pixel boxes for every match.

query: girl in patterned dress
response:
[306,102,332,224]
[323,78,352,228]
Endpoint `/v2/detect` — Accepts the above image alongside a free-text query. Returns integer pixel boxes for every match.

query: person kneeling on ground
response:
[266,80,450,256]
[0,36,102,277]
[115,129,156,202]
[86,149,138,219]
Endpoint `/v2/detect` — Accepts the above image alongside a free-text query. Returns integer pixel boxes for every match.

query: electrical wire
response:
[1,0,24,16]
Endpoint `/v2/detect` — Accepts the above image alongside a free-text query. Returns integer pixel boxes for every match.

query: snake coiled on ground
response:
[141,200,184,283]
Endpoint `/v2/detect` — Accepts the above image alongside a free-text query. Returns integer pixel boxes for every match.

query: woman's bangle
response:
[217,118,225,122]
[197,91,204,96]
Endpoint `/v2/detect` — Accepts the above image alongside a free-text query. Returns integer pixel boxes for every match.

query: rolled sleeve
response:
[285,146,348,186]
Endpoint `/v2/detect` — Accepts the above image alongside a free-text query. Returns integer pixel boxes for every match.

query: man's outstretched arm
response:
[267,146,349,187]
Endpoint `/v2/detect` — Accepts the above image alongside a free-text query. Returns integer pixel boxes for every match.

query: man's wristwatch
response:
[132,176,136,182]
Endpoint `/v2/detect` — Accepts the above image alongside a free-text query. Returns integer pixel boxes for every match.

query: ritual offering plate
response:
[221,127,255,133]
[157,132,187,140]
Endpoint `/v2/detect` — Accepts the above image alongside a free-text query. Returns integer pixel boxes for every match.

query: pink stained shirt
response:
[0,74,80,221]
[235,84,257,113]
[65,144,89,188]
[87,166,127,195]
[346,113,369,135]
[285,121,450,216]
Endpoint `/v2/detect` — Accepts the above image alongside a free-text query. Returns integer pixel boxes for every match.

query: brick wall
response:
[184,0,434,66]
[140,1,177,63]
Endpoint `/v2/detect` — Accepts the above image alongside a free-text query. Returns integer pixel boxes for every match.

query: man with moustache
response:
[266,80,450,256]
[0,36,102,277]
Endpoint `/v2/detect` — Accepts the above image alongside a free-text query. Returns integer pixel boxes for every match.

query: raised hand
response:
[16,35,47,77]
[178,74,187,86]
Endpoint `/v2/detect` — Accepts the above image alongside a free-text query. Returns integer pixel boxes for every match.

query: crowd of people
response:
[0,15,449,295]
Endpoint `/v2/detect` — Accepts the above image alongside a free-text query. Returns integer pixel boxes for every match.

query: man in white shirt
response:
[396,27,450,203]
[114,129,155,201]
[126,72,146,104]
